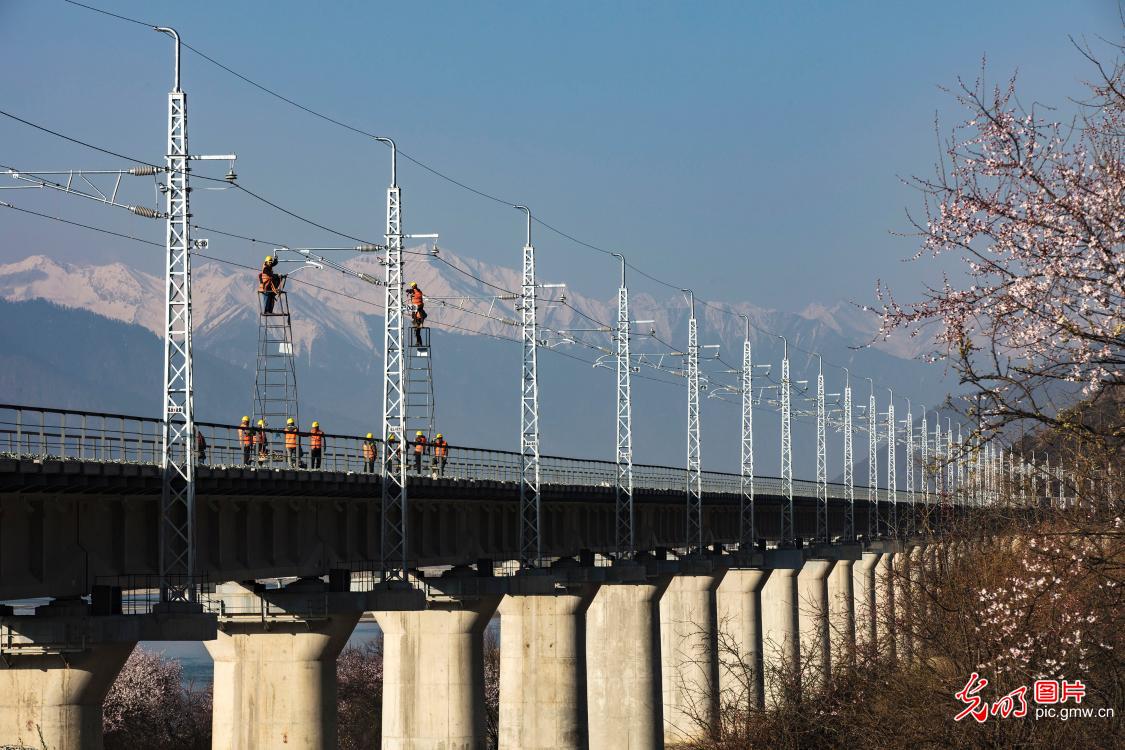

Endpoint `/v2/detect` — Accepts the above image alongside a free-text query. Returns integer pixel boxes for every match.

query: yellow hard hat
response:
[264,255,273,264]
[241,416,249,422]
[416,431,423,436]
[312,421,319,428]
[257,419,265,426]
[410,281,417,287]
[436,433,442,439]
[287,418,295,425]
[366,432,373,439]
[389,433,398,441]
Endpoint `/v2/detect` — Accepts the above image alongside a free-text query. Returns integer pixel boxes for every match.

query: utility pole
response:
[886,388,897,538]
[739,314,755,550]
[956,423,965,507]
[815,355,828,543]
[154,28,232,604]
[684,290,703,553]
[843,369,855,541]
[516,206,541,568]
[780,336,794,546]
[613,254,634,556]
[920,406,929,531]
[946,419,955,508]
[375,136,408,580]
[904,398,914,536]
[866,378,877,540]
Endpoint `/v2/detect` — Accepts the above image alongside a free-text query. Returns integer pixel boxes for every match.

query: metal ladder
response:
[253,286,300,455]
[405,326,435,443]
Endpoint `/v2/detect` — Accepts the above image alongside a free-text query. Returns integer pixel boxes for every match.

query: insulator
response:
[129,165,161,176]
[355,244,382,252]
[129,205,161,219]
[358,272,384,285]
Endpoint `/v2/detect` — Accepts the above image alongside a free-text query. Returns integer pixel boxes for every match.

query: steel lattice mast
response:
[956,423,965,508]
[779,336,794,545]
[156,27,195,602]
[866,378,877,540]
[684,290,703,553]
[842,369,855,541]
[815,355,828,543]
[886,389,897,538]
[376,137,408,579]
[738,314,755,550]
[904,398,914,536]
[516,206,541,567]
[613,254,634,556]
[920,407,929,531]
[946,419,955,506]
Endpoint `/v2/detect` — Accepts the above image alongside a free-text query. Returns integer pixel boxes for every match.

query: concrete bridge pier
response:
[497,580,598,750]
[377,588,502,750]
[852,549,882,656]
[586,568,670,750]
[714,563,769,710]
[207,578,421,750]
[658,565,725,745]
[826,548,858,666]
[796,556,836,691]
[0,597,215,750]
[874,546,901,661]
[759,548,804,707]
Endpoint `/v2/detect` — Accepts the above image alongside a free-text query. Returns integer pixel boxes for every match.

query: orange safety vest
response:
[310,429,324,450]
[238,426,252,446]
[259,270,279,293]
[434,439,448,458]
[363,440,376,460]
[411,288,424,306]
[414,436,427,454]
[284,427,299,449]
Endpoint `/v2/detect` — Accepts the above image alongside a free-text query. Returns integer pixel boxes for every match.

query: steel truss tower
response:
[843,370,855,540]
[956,424,965,507]
[517,206,542,567]
[253,279,300,455]
[739,315,755,549]
[157,27,195,603]
[614,255,634,556]
[779,337,794,545]
[685,291,703,553]
[866,379,877,540]
[920,408,929,530]
[946,420,955,506]
[815,356,828,543]
[904,399,914,536]
[886,391,897,537]
[377,137,408,579]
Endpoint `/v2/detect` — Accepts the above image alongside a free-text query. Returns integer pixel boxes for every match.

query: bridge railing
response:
[1,404,934,503]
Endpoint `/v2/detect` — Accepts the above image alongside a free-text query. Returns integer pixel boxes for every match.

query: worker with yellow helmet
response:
[255,419,269,462]
[258,255,283,315]
[413,431,428,473]
[284,417,300,467]
[362,431,377,473]
[238,416,253,465]
[309,420,325,470]
[432,432,448,477]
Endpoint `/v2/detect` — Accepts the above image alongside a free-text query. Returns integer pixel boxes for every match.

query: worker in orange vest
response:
[413,431,428,473]
[195,429,208,467]
[255,419,269,463]
[362,432,377,473]
[284,418,300,467]
[258,256,282,314]
[409,282,426,347]
[238,416,253,465]
[309,421,325,470]
[432,433,448,477]
[384,433,401,474]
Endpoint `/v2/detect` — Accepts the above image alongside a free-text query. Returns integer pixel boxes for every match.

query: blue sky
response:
[0,0,1117,312]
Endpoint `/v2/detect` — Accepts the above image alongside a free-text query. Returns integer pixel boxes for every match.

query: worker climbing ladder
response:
[253,281,299,460]
[405,326,436,441]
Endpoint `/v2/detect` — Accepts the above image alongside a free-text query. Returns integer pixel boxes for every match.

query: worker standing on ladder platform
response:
[284,418,300,467]
[432,433,448,477]
[195,429,207,467]
[362,433,377,473]
[413,431,428,473]
[255,419,269,463]
[238,416,253,465]
[258,256,283,315]
[309,421,325,470]
[409,282,427,347]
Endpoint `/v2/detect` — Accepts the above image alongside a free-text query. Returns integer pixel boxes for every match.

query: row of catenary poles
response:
[203,541,963,749]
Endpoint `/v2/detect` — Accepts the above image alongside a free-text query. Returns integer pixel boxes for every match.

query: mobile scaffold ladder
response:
[253,282,299,460]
